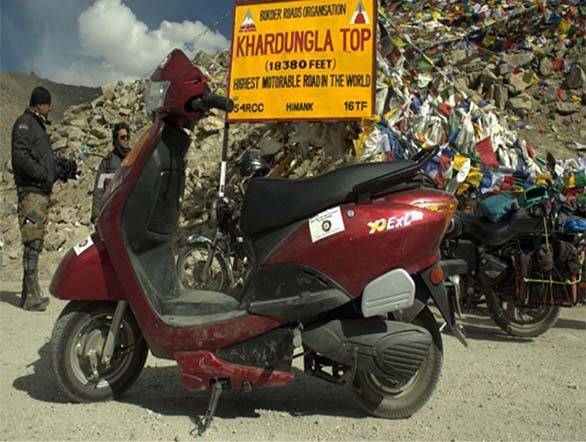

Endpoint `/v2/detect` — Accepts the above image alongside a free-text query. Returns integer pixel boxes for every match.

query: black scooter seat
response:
[241,160,414,236]
[461,209,544,247]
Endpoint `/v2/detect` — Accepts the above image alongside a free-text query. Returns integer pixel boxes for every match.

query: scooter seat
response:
[241,160,414,236]
[461,209,544,247]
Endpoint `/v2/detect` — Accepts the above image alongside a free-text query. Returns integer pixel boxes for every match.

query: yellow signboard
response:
[227,0,376,122]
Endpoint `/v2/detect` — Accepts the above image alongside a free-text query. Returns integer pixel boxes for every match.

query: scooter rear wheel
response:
[352,307,442,418]
[50,301,148,403]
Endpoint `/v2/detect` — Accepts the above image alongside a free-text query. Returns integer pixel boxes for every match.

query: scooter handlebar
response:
[188,93,234,113]
[202,93,234,112]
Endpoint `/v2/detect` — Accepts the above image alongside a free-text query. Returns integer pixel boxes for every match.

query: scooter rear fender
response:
[49,233,126,301]
[393,261,468,347]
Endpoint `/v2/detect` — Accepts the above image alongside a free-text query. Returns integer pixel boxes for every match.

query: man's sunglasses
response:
[118,134,130,140]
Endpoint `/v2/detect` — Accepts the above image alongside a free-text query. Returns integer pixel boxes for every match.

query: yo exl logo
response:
[367,211,424,234]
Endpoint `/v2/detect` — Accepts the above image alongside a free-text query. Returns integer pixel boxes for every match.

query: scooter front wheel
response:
[50,301,148,403]
[352,307,442,418]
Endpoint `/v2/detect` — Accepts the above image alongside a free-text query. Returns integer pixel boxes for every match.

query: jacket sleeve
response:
[91,158,108,223]
[11,119,47,183]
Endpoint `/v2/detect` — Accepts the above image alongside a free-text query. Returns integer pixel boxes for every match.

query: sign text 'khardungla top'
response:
[227,0,376,122]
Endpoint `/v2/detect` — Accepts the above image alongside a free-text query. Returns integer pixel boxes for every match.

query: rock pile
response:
[449,39,584,125]
[373,0,585,161]
[0,73,351,270]
[353,1,585,195]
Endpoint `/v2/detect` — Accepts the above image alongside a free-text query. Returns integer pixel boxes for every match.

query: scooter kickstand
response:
[196,380,225,436]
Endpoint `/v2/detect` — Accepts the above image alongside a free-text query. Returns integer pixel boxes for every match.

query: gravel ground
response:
[1,277,585,441]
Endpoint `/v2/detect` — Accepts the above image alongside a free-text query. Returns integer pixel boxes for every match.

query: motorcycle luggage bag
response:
[518,186,548,208]
[477,193,518,223]
[564,217,586,233]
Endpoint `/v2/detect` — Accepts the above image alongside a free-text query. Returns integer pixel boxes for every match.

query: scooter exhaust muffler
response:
[302,319,432,382]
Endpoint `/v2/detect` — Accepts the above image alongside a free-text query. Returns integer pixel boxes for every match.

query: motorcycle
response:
[443,186,585,337]
[48,49,465,432]
[176,149,270,291]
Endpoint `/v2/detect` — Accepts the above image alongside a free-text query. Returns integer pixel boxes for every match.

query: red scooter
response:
[49,50,465,432]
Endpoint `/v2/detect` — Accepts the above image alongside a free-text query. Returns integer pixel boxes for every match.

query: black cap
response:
[30,86,51,106]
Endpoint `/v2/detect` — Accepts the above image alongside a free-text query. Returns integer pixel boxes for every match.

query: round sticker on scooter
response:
[73,235,94,256]
[309,207,345,242]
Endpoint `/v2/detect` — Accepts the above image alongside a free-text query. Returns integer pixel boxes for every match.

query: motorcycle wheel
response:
[486,292,560,337]
[352,307,442,419]
[176,241,230,291]
[50,301,148,403]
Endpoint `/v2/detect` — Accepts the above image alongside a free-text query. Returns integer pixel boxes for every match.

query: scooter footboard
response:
[302,319,432,383]
[175,351,295,391]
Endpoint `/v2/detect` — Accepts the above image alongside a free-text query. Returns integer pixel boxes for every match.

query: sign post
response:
[227,0,377,122]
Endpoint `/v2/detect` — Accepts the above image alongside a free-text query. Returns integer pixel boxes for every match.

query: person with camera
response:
[11,86,77,311]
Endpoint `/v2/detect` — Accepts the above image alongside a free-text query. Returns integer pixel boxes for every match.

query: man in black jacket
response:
[91,122,131,223]
[11,86,77,311]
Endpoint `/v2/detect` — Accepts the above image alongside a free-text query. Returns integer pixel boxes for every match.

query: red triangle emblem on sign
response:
[351,0,369,24]
[239,10,256,32]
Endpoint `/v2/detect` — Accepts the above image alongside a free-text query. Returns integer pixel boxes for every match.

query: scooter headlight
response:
[145,80,171,113]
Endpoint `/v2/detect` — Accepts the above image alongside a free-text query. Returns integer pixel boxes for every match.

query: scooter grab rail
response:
[351,145,440,200]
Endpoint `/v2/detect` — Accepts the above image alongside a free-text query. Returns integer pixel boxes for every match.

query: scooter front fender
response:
[49,234,126,301]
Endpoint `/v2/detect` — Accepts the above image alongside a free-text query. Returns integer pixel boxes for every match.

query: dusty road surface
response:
[1,278,585,441]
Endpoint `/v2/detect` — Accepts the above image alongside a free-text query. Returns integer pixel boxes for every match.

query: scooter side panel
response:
[266,198,447,297]
[176,351,294,391]
[49,235,125,301]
